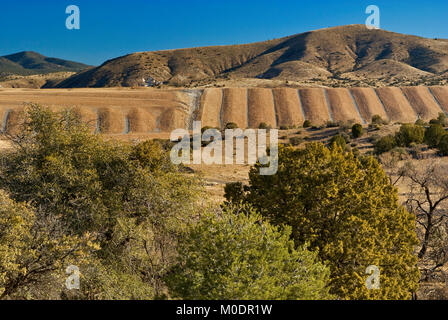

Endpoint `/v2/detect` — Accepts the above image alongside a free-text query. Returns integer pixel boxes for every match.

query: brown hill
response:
[0,51,90,76]
[56,25,448,88]
[0,72,77,89]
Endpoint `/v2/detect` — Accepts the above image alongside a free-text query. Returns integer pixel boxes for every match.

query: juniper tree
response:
[229,143,420,299]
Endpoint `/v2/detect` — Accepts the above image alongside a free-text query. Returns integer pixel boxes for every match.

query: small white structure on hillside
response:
[140,76,161,87]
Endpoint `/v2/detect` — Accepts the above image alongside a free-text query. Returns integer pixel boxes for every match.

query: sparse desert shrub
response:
[369,133,380,143]
[429,112,448,127]
[326,121,338,128]
[369,124,382,131]
[415,119,426,126]
[437,134,448,156]
[439,112,448,127]
[303,120,312,128]
[225,122,238,130]
[371,114,387,125]
[395,124,425,147]
[151,138,176,150]
[342,131,351,141]
[374,135,397,155]
[339,120,355,132]
[392,146,410,158]
[279,125,289,130]
[165,203,333,300]
[289,136,304,146]
[424,124,446,148]
[351,123,364,138]
[408,143,428,159]
[258,122,271,130]
[329,134,347,149]
[201,126,220,134]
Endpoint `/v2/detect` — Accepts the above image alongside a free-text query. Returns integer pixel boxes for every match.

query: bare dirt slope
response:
[376,87,417,123]
[350,87,389,123]
[402,86,444,120]
[222,88,248,129]
[272,88,304,128]
[327,88,363,124]
[199,88,222,128]
[430,86,448,113]
[247,88,276,128]
[0,88,192,134]
[299,88,331,125]
[1,86,448,134]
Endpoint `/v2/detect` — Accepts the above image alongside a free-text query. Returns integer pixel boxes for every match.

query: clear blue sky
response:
[1,0,447,66]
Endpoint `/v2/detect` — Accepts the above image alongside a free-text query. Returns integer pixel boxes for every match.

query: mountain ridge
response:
[55,25,448,88]
[0,51,91,77]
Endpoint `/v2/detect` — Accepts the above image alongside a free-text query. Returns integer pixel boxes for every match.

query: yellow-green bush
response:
[232,143,420,300]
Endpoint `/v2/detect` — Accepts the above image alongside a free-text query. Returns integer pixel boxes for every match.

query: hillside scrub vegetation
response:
[374,120,448,155]
[225,122,238,130]
[53,25,448,88]
[371,115,388,125]
[424,124,446,148]
[395,124,425,147]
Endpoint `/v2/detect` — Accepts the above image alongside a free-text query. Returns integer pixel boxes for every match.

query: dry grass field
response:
[0,88,194,134]
[1,86,448,136]
[110,124,404,202]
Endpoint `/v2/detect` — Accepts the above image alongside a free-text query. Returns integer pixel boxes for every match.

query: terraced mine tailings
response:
[1,86,448,135]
